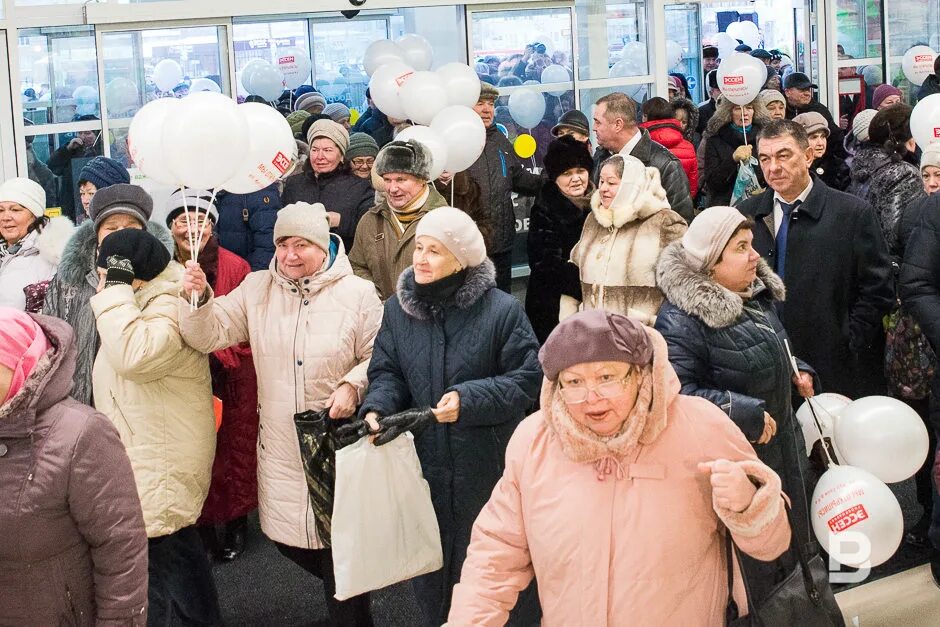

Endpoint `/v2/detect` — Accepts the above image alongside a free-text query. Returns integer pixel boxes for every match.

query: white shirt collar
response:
[774,178,814,207]
[617,128,643,157]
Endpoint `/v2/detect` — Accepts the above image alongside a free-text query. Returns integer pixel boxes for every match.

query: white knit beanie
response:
[0,177,46,218]
[274,202,330,253]
[922,143,940,172]
[415,206,487,269]
[682,205,749,271]
[852,109,878,143]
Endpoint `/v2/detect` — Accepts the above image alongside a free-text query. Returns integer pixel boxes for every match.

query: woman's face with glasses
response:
[558,361,639,437]
[349,156,375,179]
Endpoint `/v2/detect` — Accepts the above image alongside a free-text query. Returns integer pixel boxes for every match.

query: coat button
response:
[297,360,303,366]
[0,443,7,457]
[303,300,309,306]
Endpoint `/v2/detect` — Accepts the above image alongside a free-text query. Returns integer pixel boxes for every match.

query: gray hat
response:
[90,183,153,230]
[323,102,351,123]
[758,89,786,108]
[793,111,829,137]
[551,110,590,137]
[306,119,350,155]
[346,133,380,161]
[851,109,878,143]
[294,92,327,113]
[479,82,499,102]
[374,139,433,181]
[164,189,219,227]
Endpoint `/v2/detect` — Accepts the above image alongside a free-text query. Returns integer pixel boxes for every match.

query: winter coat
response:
[48,141,103,221]
[847,145,926,259]
[639,119,698,198]
[91,262,216,538]
[0,314,148,626]
[697,98,718,134]
[623,129,695,222]
[810,149,851,192]
[738,178,894,398]
[466,124,543,254]
[448,327,790,627]
[0,218,73,311]
[42,219,174,406]
[360,260,541,624]
[214,185,281,271]
[352,107,395,148]
[566,175,687,326]
[525,180,592,343]
[281,162,374,254]
[433,172,494,251]
[349,184,448,301]
[196,245,260,525]
[898,194,937,262]
[918,75,940,101]
[179,236,383,549]
[785,100,845,157]
[703,122,765,207]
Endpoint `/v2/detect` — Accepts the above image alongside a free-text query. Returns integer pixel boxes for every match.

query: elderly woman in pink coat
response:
[448,310,791,626]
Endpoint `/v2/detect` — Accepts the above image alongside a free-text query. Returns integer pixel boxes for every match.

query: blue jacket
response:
[214,185,281,271]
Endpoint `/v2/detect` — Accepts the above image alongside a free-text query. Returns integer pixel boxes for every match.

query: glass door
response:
[665,3,702,103]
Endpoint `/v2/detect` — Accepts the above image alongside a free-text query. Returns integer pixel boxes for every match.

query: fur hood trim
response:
[396,258,497,320]
[37,217,75,266]
[591,155,671,228]
[656,242,785,329]
[56,219,175,287]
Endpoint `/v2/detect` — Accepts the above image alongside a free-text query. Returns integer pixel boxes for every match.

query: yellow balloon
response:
[349,108,361,126]
[514,134,536,158]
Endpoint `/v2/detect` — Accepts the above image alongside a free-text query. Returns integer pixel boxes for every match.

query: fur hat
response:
[96,228,171,282]
[90,183,153,230]
[851,109,878,143]
[374,139,433,181]
[346,133,379,161]
[306,119,349,155]
[294,91,327,113]
[323,102,351,123]
[539,310,653,381]
[681,205,749,271]
[77,157,130,190]
[415,206,487,268]
[544,135,594,181]
[164,189,219,227]
[479,82,499,102]
[0,177,46,218]
[274,202,330,252]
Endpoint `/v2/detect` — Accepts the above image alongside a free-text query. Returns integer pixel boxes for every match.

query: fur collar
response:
[36,217,75,266]
[396,259,496,320]
[56,219,175,287]
[656,242,785,329]
[589,158,671,228]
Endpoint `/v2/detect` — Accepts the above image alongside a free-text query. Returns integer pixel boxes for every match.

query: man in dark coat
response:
[697,70,721,133]
[738,119,894,399]
[918,57,940,101]
[783,72,846,157]
[214,184,281,271]
[591,92,694,222]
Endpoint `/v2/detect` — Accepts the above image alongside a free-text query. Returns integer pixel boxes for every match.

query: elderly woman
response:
[562,154,687,326]
[0,307,148,625]
[76,156,129,219]
[703,95,770,207]
[923,144,940,195]
[447,311,791,625]
[323,102,352,129]
[166,190,259,562]
[180,202,383,625]
[346,132,380,181]
[345,207,541,625]
[794,112,850,191]
[759,89,787,121]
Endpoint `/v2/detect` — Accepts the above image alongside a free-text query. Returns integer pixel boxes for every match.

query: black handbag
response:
[293,409,341,548]
[725,505,845,627]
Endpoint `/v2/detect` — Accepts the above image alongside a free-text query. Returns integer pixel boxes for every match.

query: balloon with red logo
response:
[717,53,766,106]
[276,47,312,90]
[911,94,940,149]
[902,45,937,87]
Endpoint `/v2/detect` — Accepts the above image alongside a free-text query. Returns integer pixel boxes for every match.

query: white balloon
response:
[620,41,648,70]
[795,393,852,457]
[666,40,684,70]
[399,70,449,126]
[364,40,406,77]
[508,87,546,129]
[737,21,761,49]
[72,85,99,116]
[436,62,481,107]
[430,106,486,172]
[369,62,415,121]
[912,94,940,148]
[715,33,738,61]
[540,64,571,96]
[239,59,268,93]
[717,53,765,105]
[128,98,181,185]
[152,59,184,92]
[188,78,221,94]
[222,103,298,194]
[396,34,434,71]
[246,63,284,102]
[276,47,312,90]
[811,465,903,568]
[396,125,449,181]
[162,92,249,189]
[834,396,930,483]
[609,59,641,79]
[902,45,937,87]
[106,78,138,113]
[726,22,747,45]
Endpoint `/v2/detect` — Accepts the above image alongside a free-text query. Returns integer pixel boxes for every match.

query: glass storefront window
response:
[887,0,940,103]
[19,26,99,125]
[577,0,649,81]
[311,19,386,111]
[389,6,465,67]
[233,20,310,98]
[836,0,883,59]
[666,4,702,102]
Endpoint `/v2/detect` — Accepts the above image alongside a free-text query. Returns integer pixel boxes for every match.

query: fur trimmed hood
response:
[591,155,671,228]
[396,258,497,320]
[36,217,75,266]
[656,241,785,329]
[56,218,174,287]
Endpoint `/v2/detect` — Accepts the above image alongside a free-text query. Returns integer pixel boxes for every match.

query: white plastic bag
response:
[730,157,764,206]
[332,434,443,600]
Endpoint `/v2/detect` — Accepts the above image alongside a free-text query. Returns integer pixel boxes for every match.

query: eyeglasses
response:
[559,378,629,404]
[350,157,375,169]
[173,215,210,229]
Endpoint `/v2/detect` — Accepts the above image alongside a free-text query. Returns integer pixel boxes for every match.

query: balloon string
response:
[741,105,748,147]
[181,186,198,311]
[784,339,835,467]
[192,188,219,267]
[450,182,455,207]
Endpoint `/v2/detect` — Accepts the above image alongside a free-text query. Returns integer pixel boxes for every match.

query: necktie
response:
[775,199,801,279]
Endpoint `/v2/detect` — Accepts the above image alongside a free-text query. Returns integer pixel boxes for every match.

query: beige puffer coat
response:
[179,236,383,549]
[91,261,216,539]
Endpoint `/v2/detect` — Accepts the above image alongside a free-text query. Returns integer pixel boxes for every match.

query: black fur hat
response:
[544,135,594,181]
[374,139,433,181]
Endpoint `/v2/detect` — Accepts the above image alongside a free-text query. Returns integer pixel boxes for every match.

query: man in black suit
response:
[737,119,893,398]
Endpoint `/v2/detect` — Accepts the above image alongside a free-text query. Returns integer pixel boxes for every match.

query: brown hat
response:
[479,82,499,102]
[539,310,653,381]
[793,111,829,137]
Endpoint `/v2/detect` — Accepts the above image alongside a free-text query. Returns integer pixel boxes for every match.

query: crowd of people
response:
[3,48,940,626]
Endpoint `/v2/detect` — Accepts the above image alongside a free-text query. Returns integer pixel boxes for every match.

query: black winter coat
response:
[214,185,281,271]
[281,162,374,253]
[525,180,591,343]
[785,100,846,157]
[466,125,543,254]
[810,149,850,192]
[738,178,894,398]
[360,260,541,624]
[918,75,940,101]
[351,107,395,148]
[703,123,765,207]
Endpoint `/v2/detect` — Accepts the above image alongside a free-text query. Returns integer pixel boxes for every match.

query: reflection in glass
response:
[233,20,310,97]
[577,1,649,81]
[19,26,99,125]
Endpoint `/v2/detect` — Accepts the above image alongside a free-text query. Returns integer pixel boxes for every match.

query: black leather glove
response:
[103,255,135,288]
[373,407,435,446]
[335,416,382,448]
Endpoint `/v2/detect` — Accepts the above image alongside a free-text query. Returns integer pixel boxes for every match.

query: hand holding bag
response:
[730,157,764,207]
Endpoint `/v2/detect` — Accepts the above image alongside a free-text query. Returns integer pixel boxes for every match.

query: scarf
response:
[391,185,430,234]
[412,268,468,306]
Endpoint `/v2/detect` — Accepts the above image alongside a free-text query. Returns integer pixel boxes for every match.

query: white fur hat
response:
[415,206,487,269]
[0,177,46,218]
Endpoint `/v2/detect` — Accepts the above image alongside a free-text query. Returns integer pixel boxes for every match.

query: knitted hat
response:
[758,89,786,108]
[323,102,351,123]
[286,110,311,137]
[346,133,380,161]
[793,111,829,137]
[681,205,749,271]
[306,119,349,155]
[0,308,52,404]
[96,228,171,282]
[479,82,499,102]
[551,110,591,138]
[667,76,682,93]
[0,177,46,218]
[544,135,594,181]
[294,91,327,113]
[273,201,330,252]
[851,109,878,142]
[90,183,153,230]
[374,139,433,181]
[415,206,487,269]
[922,143,940,172]
[164,189,219,227]
[539,310,653,381]
[77,156,130,189]
[872,84,902,109]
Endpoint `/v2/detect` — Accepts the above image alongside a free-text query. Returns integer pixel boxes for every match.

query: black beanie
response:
[543,135,594,181]
[97,228,171,282]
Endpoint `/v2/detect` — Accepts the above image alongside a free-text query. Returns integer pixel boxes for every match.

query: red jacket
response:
[640,119,698,199]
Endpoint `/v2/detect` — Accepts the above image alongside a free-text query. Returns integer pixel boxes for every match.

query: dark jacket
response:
[738,178,894,398]
[351,107,395,148]
[898,194,937,262]
[629,130,695,222]
[281,162,374,253]
[810,148,851,192]
[703,122,765,207]
[214,185,281,271]
[525,180,592,343]
[360,260,541,624]
[0,314,148,626]
[466,125,543,254]
[918,75,940,101]
[47,140,104,221]
[785,100,846,157]
[639,119,698,198]
[697,99,718,134]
